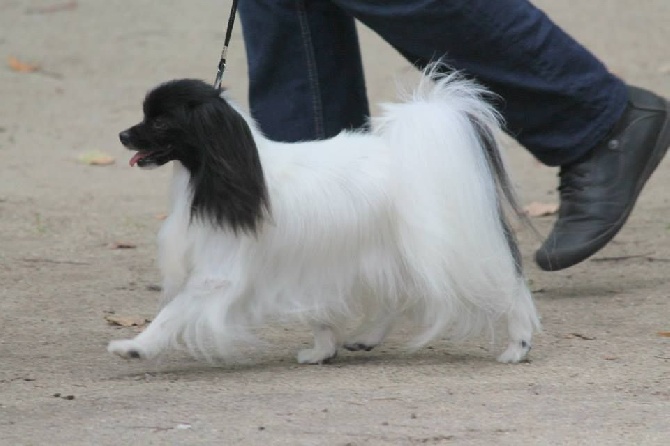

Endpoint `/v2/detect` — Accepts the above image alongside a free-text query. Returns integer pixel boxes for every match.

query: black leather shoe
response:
[535,86,670,271]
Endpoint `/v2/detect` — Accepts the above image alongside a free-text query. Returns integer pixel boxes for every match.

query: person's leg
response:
[332,0,628,166]
[332,0,670,271]
[238,0,369,142]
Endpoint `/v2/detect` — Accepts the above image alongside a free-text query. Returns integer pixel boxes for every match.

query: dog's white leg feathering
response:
[297,324,341,364]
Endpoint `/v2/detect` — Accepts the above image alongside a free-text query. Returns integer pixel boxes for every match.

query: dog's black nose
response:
[119,130,130,146]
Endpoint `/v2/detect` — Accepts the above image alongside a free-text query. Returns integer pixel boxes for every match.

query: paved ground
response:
[1,1,668,444]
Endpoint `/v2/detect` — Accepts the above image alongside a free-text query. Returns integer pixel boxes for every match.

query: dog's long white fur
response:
[109,69,540,364]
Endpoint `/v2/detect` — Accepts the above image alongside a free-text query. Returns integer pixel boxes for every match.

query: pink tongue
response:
[129,152,147,167]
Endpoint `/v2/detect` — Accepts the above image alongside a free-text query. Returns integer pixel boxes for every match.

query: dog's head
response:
[119,79,269,233]
[120,79,229,170]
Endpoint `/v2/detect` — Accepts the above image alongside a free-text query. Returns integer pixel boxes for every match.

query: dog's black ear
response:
[188,98,270,234]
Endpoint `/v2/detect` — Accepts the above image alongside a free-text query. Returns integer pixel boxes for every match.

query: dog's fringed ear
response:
[188,98,270,234]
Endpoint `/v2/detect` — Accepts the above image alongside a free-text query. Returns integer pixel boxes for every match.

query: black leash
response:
[214,0,239,90]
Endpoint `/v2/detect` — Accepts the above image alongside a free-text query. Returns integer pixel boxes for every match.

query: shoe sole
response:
[536,100,670,271]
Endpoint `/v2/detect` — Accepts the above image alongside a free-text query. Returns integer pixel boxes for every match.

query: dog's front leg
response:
[108,293,188,360]
[297,324,340,365]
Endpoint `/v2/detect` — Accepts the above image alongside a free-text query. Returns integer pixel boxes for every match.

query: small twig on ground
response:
[590,254,670,263]
[20,258,89,265]
[25,1,78,15]
[566,333,596,340]
[591,254,651,262]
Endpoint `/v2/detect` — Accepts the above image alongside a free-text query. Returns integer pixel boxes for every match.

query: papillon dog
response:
[109,66,540,366]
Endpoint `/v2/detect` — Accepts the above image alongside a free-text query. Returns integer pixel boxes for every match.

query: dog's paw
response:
[108,339,147,360]
[343,322,391,352]
[497,340,531,364]
[343,342,376,352]
[297,348,338,365]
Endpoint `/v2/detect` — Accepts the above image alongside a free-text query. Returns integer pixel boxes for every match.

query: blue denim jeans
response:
[239,0,628,166]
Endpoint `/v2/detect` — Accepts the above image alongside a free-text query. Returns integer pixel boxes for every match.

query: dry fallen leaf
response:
[77,151,115,166]
[523,201,559,218]
[8,56,40,73]
[657,331,670,338]
[105,315,149,327]
[26,1,78,14]
[108,242,137,249]
[155,214,168,220]
[565,333,596,340]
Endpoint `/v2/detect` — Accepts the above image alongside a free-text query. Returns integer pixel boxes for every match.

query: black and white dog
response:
[109,66,540,365]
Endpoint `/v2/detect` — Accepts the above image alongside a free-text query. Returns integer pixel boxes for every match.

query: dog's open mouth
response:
[129,151,158,168]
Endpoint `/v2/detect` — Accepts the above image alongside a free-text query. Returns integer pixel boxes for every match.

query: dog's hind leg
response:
[343,309,396,352]
[297,324,340,365]
[497,282,539,363]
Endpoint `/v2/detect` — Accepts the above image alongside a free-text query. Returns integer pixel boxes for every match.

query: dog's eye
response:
[152,120,168,130]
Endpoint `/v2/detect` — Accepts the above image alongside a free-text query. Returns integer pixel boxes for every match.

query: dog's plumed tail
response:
[373,66,539,346]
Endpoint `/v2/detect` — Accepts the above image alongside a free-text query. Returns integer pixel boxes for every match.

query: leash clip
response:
[213,0,238,89]
[214,46,228,90]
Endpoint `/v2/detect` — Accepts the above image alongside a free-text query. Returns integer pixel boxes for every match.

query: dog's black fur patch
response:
[120,79,270,234]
